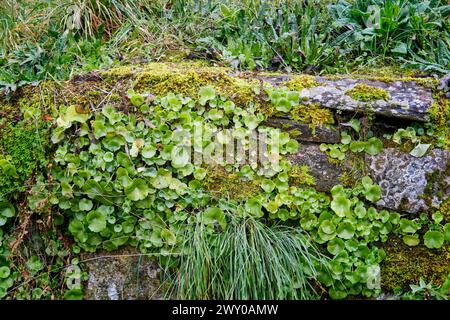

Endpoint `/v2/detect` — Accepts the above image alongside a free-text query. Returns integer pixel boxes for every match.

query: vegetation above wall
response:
[0,0,449,301]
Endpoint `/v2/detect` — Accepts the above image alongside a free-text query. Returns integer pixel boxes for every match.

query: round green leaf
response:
[0,266,10,279]
[0,202,15,218]
[79,198,93,211]
[365,185,381,202]
[125,178,150,201]
[327,238,345,255]
[86,210,107,233]
[402,235,420,247]
[337,221,355,239]
[364,137,383,156]
[331,195,351,217]
[423,230,444,249]
[320,220,336,235]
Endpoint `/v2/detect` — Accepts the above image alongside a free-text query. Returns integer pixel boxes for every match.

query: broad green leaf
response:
[337,221,355,239]
[331,195,351,217]
[327,238,345,255]
[86,210,107,232]
[202,207,227,229]
[125,179,150,201]
[199,86,216,105]
[79,198,93,211]
[364,137,383,156]
[424,230,444,249]
[403,235,420,246]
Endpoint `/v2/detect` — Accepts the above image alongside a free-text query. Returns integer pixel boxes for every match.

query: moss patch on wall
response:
[203,165,261,202]
[285,75,318,91]
[381,237,450,292]
[346,83,390,102]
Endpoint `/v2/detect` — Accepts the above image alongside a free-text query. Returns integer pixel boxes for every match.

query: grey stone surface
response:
[265,118,340,143]
[254,74,434,122]
[367,148,450,214]
[288,143,346,191]
[301,77,434,122]
[83,247,163,300]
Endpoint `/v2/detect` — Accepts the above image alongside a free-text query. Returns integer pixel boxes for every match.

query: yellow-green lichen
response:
[346,83,390,102]
[381,237,450,292]
[285,75,319,91]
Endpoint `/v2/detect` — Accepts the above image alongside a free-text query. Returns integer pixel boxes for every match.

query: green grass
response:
[164,215,330,300]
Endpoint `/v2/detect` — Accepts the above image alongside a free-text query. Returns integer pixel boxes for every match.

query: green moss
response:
[346,83,390,102]
[103,62,260,107]
[203,165,261,202]
[428,95,450,150]
[290,165,315,186]
[381,237,450,292]
[285,75,318,91]
[291,103,335,126]
[0,120,49,198]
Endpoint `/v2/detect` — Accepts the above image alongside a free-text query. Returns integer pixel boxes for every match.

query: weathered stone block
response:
[83,248,163,300]
[264,118,340,143]
[367,148,450,214]
[288,143,345,191]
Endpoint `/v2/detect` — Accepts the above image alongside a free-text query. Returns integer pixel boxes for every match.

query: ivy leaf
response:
[261,179,275,193]
[347,119,361,133]
[125,178,150,201]
[444,223,450,242]
[92,119,107,139]
[193,168,207,180]
[349,141,365,153]
[161,228,177,246]
[102,135,125,152]
[151,169,172,189]
[142,144,157,159]
[57,105,90,128]
[285,139,299,153]
[320,220,336,234]
[0,266,10,279]
[0,159,19,178]
[26,256,43,272]
[409,143,430,158]
[64,289,84,300]
[399,219,420,234]
[327,238,345,255]
[340,131,351,145]
[86,210,107,232]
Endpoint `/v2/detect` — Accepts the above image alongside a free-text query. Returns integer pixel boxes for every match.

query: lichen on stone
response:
[346,83,390,102]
